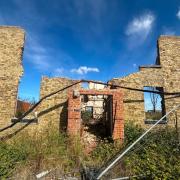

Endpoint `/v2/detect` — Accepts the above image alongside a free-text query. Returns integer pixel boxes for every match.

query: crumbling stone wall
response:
[0,26,24,128]
[36,77,80,131]
[158,36,180,121]
[110,68,164,125]
[110,36,180,126]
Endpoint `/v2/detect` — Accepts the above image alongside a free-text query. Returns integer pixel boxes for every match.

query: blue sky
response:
[0,0,179,100]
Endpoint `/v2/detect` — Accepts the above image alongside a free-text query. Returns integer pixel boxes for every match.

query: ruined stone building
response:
[37,77,124,140]
[110,36,180,126]
[0,26,179,141]
[0,26,24,128]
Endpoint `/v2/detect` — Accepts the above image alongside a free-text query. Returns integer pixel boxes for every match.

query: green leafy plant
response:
[0,142,26,178]
[1,121,179,179]
[81,110,93,124]
[124,127,180,179]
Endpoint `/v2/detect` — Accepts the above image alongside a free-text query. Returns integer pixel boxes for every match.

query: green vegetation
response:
[0,142,26,178]
[0,122,179,179]
[124,127,180,179]
[81,110,93,124]
[105,123,180,179]
[0,125,85,178]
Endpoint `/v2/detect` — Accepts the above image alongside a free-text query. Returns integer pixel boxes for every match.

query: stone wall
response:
[110,68,164,125]
[36,77,80,131]
[0,28,178,139]
[0,26,24,128]
[158,36,180,122]
[110,36,180,126]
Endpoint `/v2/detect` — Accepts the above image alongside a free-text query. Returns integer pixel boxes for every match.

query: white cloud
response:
[126,12,155,37]
[25,32,75,73]
[176,8,180,19]
[125,12,155,48]
[29,54,51,70]
[53,68,64,77]
[71,66,99,75]
[24,33,52,71]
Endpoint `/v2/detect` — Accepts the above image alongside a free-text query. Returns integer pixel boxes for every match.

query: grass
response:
[0,121,179,179]
[145,111,162,120]
[0,124,86,178]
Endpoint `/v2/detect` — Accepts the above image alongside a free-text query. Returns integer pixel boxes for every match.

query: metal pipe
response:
[81,79,180,96]
[96,104,180,179]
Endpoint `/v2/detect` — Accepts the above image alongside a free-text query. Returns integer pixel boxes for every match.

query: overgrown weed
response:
[0,121,179,179]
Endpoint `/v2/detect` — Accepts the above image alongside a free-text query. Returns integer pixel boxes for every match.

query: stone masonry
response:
[36,77,80,132]
[110,36,180,126]
[0,26,179,140]
[0,26,24,128]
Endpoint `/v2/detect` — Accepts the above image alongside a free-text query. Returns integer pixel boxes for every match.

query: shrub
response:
[1,121,179,179]
[0,142,27,178]
[0,124,85,178]
[90,139,122,167]
[124,127,180,179]
[124,121,144,145]
[92,122,180,179]
[81,110,93,124]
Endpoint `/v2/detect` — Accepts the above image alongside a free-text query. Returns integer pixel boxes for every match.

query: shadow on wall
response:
[1,102,68,141]
[59,101,68,131]
[38,101,68,131]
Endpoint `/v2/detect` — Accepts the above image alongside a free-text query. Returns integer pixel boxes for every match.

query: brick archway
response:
[67,89,124,141]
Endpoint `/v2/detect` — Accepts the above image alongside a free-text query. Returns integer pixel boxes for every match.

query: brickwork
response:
[0,26,24,128]
[67,89,124,140]
[112,91,124,139]
[110,36,180,126]
[67,90,81,135]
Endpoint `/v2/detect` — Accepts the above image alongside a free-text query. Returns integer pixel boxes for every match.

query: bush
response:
[1,121,179,179]
[124,127,180,179]
[124,121,144,145]
[87,122,144,173]
[0,142,27,178]
[0,124,85,178]
[93,122,180,179]
[90,139,122,167]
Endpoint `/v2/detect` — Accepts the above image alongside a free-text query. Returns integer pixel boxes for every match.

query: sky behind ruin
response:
[0,0,180,100]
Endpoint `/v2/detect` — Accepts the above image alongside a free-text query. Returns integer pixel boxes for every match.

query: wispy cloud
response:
[176,8,180,19]
[133,63,137,68]
[71,66,99,75]
[61,0,118,53]
[53,68,64,77]
[24,33,52,71]
[162,27,175,35]
[126,12,155,37]
[125,12,155,47]
[24,31,75,74]
[27,54,51,71]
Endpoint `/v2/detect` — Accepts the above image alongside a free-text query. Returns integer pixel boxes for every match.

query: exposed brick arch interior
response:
[67,89,124,141]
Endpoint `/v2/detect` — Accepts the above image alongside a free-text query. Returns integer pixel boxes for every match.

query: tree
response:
[149,87,159,112]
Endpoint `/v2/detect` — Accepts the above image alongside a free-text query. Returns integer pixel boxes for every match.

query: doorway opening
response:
[81,94,112,139]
